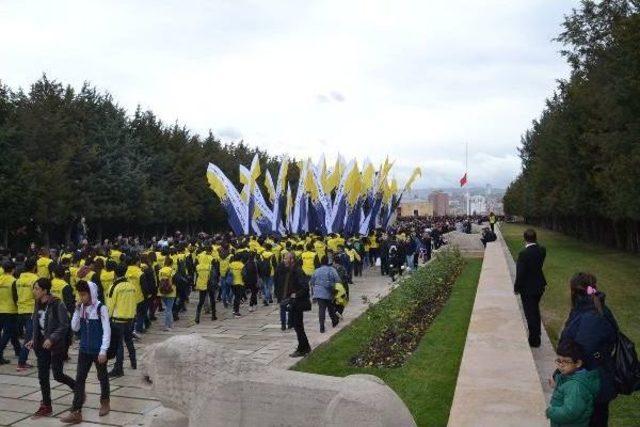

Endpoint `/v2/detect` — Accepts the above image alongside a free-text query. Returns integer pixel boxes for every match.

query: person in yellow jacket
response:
[100,261,116,309]
[300,245,319,279]
[259,244,276,307]
[124,256,145,337]
[0,261,20,364]
[16,258,38,370]
[313,239,326,262]
[218,249,233,308]
[228,255,245,317]
[368,231,379,267]
[36,248,54,279]
[157,257,176,331]
[333,282,348,316]
[109,247,123,264]
[107,264,137,378]
[51,264,75,360]
[194,249,218,323]
[51,265,75,315]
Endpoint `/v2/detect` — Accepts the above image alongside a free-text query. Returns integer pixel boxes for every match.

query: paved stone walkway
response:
[0,269,393,426]
[448,240,547,427]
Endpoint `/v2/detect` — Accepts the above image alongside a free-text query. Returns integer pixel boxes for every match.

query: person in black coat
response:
[559,272,618,427]
[514,228,547,347]
[279,252,312,358]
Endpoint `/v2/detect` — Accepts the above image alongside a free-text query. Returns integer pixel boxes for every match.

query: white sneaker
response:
[249,306,254,313]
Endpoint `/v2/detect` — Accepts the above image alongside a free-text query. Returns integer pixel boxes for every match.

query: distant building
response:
[428,191,449,216]
[448,199,463,215]
[469,195,487,215]
[397,200,433,217]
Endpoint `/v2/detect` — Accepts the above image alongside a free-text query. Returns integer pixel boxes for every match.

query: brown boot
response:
[59,410,82,424]
[99,399,110,416]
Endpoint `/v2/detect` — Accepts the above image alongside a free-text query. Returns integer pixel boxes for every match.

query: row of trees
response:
[503,0,640,251]
[0,76,297,250]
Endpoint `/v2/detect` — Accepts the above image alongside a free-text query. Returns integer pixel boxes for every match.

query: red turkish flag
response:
[459,173,467,187]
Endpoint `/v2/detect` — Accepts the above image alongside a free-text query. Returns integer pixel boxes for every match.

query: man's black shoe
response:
[108,370,124,378]
[289,350,310,358]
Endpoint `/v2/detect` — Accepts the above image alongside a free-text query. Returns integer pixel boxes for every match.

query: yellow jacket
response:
[125,265,145,304]
[229,261,245,286]
[109,279,138,321]
[36,257,53,279]
[157,266,176,297]
[0,273,17,314]
[15,272,37,314]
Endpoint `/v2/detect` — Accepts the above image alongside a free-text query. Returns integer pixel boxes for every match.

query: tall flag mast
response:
[460,142,469,215]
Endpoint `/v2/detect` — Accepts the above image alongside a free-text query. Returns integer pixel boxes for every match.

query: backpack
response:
[158,278,173,295]
[611,330,640,395]
[91,302,119,360]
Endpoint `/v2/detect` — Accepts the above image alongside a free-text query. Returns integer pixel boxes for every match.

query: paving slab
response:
[0,410,29,425]
[0,385,39,400]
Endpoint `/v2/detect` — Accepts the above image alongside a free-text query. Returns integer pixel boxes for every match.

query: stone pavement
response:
[0,269,393,426]
[448,241,547,427]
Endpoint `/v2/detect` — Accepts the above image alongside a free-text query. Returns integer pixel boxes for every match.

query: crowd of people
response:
[0,221,453,423]
[9,214,624,427]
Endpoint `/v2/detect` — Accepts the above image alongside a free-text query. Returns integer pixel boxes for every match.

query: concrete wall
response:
[447,242,547,426]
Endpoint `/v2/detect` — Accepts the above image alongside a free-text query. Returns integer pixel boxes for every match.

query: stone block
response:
[139,335,416,427]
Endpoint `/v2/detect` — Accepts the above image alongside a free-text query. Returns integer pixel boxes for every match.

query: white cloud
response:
[0,0,576,188]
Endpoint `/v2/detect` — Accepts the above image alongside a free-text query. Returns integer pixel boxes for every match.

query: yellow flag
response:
[264,171,276,202]
[206,170,227,200]
[403,167,422,192]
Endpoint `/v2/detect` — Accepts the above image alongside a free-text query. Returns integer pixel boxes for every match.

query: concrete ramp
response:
[442,231,485,258]
[448,242,547,426]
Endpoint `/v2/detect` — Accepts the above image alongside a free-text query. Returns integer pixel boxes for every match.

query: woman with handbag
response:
[274,255,295,331]
[281,252,312,357]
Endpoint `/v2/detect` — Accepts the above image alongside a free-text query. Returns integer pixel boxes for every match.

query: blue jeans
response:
[221,274,233,304]
[261,277,273,302]
[279,304,292,328]
[0,314,19,358]
[406,255,413,268]
[162,297,174,329]
[18,313,33,364]
[113,321,136,371]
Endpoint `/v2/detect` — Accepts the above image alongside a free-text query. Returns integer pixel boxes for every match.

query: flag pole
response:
[465,142,470,216]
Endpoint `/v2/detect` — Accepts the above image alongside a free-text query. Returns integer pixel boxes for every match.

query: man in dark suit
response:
[514,229,547,347]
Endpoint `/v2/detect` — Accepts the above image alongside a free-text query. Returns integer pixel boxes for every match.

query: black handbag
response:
[605,311,640,395]
[611,331,640,395]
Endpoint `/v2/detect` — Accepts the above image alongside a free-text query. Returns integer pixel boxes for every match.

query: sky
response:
[0,0,577,189]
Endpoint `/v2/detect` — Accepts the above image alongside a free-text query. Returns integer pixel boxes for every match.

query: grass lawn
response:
[293,258,482,427]
[502,223,640,425]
